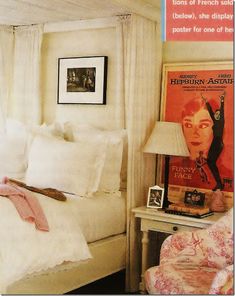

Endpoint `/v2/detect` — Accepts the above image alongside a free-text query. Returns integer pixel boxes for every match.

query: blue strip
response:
[161,0,166,41]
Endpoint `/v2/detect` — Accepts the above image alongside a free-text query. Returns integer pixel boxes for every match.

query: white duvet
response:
[0,192,92,293]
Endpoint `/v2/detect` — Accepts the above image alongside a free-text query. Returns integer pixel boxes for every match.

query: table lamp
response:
[143,121,190,208]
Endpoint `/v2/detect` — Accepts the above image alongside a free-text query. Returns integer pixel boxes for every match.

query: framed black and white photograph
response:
[147,186,164,209]
[58,56,108,104]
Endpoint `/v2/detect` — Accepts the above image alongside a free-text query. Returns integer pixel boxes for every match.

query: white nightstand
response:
[132,206,224,293]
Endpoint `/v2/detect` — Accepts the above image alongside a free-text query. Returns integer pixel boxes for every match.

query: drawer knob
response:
[173,226,178,231]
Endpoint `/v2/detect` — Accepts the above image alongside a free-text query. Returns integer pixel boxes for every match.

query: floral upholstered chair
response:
[145,209,233,294]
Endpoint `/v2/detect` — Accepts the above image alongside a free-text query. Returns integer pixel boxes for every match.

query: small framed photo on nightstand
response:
[184,189,205,207]
[147,185,164,209]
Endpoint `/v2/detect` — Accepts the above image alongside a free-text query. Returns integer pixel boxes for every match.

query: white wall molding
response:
[44,16,118,33]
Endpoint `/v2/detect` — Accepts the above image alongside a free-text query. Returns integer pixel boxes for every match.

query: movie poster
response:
[160,62,233,200]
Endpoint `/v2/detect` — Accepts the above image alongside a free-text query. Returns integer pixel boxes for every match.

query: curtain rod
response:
[13,14,131,31]
[13,23,38,29]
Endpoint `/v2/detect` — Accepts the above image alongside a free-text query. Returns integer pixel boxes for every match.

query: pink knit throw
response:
[0,177,49,231]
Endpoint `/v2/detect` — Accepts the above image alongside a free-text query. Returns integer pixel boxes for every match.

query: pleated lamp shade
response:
[144,121,190,157]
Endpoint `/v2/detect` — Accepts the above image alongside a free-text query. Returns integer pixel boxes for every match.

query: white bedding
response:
[66,191,126,243]
[0,190,126,293]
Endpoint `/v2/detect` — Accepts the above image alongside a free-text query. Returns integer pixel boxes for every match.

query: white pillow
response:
[6,118,65,158]
[6,118,28,141]
[64,122,126,192]
[0,135,27,180]
[25,135,107,196]
[98,130,125,192]
[29,122,64,139]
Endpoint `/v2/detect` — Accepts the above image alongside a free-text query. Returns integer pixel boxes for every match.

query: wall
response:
[41,25,119,130]
[163,41,233,63]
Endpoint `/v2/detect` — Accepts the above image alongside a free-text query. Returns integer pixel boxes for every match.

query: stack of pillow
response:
[0,119,127,197]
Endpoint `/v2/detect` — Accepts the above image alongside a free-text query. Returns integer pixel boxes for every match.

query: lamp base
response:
[162,155,171,209]
[162,199,172,209]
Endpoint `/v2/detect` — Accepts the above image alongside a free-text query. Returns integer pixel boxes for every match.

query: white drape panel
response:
[0,26,14,133]
[117,14,162,291]
[10,25,43,125]
[115,18,125,129]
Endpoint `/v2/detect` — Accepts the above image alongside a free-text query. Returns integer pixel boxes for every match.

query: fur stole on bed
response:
[8,178,67,201]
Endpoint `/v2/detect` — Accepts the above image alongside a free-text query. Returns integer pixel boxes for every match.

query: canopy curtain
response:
[0,26,14,133]
[10,24,43,125]
[117,14,162,291]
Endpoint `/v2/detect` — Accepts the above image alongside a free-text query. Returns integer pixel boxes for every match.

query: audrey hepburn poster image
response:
[160,62,233,200]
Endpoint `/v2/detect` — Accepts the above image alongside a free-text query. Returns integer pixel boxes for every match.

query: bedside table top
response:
[132,206,224,228]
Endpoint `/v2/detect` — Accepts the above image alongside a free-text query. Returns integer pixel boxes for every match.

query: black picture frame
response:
[184,189,205,207]
[57,56,108,105]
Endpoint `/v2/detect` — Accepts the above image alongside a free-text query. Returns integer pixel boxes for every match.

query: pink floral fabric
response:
[209,264,234,294]
[145,209,233,294]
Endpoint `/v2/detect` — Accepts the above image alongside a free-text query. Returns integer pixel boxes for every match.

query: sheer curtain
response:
[116,14,162,291]
[10,24,43,125]
[0,26,14,133]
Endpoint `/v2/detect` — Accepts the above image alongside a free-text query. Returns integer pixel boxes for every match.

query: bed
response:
[0,120,128,294]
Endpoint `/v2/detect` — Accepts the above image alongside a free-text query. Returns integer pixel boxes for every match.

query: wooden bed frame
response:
[7,233,126,294]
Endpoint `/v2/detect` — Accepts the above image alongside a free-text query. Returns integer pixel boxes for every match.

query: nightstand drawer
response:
[141,219,200,234]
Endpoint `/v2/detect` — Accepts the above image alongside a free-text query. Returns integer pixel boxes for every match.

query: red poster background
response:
[162,68,233,195]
